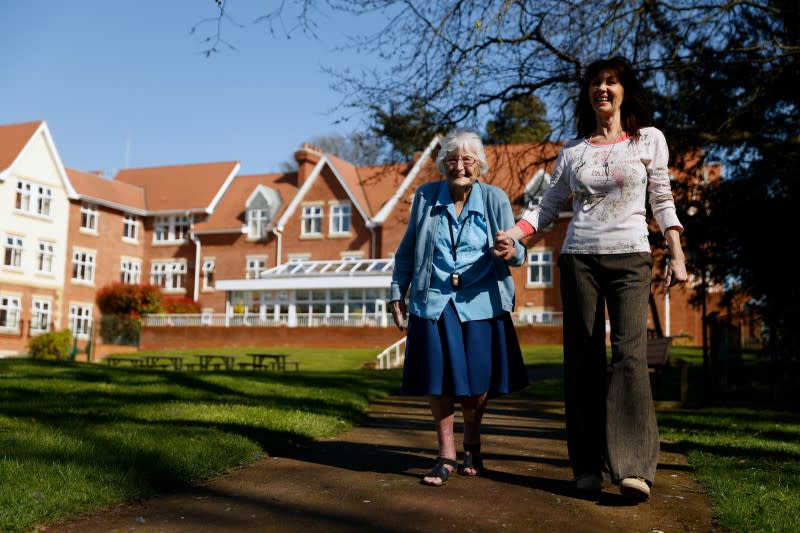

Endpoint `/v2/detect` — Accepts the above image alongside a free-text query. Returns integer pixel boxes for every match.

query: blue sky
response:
[1,1,381,176]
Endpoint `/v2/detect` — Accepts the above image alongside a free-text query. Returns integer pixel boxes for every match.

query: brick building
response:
[1,120,720,356]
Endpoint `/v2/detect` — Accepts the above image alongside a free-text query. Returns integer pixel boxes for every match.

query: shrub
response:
[95,283,163,317]
[28,329,72,360]
[162,296,202,314]
[98,315,141,345]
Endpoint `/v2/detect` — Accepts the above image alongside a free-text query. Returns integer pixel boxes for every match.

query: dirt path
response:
[47,380,717,533]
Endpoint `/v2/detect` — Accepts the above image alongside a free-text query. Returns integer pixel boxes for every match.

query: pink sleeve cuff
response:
[516,219,535,237]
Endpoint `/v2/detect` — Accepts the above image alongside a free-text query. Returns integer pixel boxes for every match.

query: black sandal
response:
[421,457,457,486]
[459,443,484,476]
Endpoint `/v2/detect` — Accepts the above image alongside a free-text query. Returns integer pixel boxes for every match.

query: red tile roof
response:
[0,121,44,172]
[66,167,146,212]
[113,161,239,213]
[194,172,298,233]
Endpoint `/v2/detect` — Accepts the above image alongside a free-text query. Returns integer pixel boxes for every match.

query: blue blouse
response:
[410,181,502,321]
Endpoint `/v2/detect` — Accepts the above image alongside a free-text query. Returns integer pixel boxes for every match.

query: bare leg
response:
[460,392,487,475]
[424,395,456,485]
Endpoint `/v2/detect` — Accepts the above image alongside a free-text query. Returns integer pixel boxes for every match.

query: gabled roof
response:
[113,161,240,214]
[194,172,297,234]
[0,120,77,197]
[66,167,147,214]
[0,121,41,173]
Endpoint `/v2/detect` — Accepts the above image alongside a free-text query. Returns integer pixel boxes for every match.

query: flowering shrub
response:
[162,296,202,314]
[95,283,163,318]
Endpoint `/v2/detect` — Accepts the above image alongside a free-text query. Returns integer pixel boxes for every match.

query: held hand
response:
[664,256,688,288]
[493,230,516,260]
[390,299,407,331]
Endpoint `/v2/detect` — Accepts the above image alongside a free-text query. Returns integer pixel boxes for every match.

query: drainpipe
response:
[369,225,376,258]
[190,230,201,302]
[272,227,283,266]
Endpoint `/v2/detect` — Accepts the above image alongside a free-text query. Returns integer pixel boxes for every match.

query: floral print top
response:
[519,127,683,255]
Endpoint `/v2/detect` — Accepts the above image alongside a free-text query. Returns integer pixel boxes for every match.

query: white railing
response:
[142,311,563,328]
[376,336,406,369]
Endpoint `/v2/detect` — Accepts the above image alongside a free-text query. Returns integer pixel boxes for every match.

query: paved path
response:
[48,375,716,533]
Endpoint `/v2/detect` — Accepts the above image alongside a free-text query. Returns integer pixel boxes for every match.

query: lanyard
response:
[447,213,466,264]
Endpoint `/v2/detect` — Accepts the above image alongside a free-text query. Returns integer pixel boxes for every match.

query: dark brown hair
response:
[575,56,651,141]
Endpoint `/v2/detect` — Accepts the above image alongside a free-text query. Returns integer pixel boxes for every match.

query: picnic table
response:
[141,355,186,371]
[197,354,237,371]
[104,356,143,367]
[247,353,288,370]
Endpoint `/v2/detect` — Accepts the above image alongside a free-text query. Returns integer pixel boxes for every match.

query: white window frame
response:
[72,249,96,284]
[120,258,142,284]
[80,202,98,232]
[0,295,21,332]
[3,235,24,269]
[68,304,92,339]
[301,204,323,236]
[247,208,269,239]
[122,214,139,242]
[15,180,53,217]
[36,241,55,274]
[202,258,215,290]
[245,256,267,280]
[153,215,191,243]
[30,299,52,334]
[329,202,351,235]
[527,250,553,286]
[150,260,187,291]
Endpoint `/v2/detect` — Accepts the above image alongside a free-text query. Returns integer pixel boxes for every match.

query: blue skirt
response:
[402,301,529,398]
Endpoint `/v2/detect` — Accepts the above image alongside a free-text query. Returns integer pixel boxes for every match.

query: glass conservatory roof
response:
[215,258,394,291]
[263,258,393,277]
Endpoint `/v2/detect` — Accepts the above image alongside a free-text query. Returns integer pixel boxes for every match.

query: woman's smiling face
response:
[589,68,625,117]
[444,151,479,190]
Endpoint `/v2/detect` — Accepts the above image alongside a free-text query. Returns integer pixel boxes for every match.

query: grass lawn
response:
[0,344,798,533]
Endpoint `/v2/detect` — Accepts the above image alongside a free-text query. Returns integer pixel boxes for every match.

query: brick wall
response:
[137,324,563,352]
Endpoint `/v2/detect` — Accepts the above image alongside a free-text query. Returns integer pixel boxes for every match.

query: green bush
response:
[27,329,72,360]
[98,315,140,346]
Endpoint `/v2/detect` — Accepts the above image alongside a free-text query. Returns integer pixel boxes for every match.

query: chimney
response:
[293,143,323,186]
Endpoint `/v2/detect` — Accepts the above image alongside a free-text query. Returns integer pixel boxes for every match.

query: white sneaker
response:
[619,477,650,501]
[575,474,603,493]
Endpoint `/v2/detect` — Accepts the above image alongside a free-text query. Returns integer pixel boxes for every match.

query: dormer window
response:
[247,208,269,239]
[523,169,550,209]
[244,185,281,240]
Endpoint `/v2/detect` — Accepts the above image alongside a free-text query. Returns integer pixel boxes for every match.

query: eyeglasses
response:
[445,155,477,168]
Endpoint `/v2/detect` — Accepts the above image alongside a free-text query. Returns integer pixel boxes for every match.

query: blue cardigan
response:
[390,180,526,313]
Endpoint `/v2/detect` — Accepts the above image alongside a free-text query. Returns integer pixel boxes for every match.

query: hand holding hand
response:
[390,299,407,331]
[493,230,516,259]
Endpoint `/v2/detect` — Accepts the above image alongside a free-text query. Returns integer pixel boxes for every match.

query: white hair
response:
[435,129,489,176]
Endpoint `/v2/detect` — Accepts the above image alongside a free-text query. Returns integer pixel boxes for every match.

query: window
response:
[120,258,141,284]
[122,214,139,241]
[247,208,269,239]
[202,259,215,290]
[150,261,187,290]
[31,299,52,334]
[153,215,191,243]
[68,304,92,339]
[80,203,98,231]
[0,295,21,331]
[3,236,23,268]
[245,256,266,279]
[72,249,96,283]
[15,180,52,217]
[36,241,54,274]
[329,203,351,235]
[527,250,553,285]
[301,205,323,236]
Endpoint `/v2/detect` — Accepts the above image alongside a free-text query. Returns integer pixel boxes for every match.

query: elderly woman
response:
[390,129,529,486]
[496,57,688,501]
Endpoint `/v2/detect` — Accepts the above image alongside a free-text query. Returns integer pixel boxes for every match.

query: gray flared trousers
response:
[558,252,659,485]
